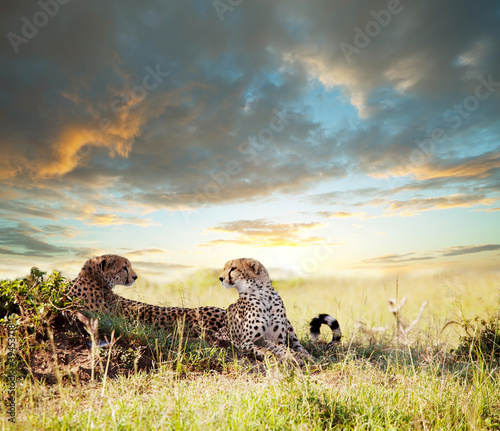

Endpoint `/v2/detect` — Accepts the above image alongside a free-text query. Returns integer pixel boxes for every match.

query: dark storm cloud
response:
[0,0,499,218]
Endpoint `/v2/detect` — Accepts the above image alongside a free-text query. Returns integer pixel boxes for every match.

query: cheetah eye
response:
[123,266,129,273]
[228,267,237,283]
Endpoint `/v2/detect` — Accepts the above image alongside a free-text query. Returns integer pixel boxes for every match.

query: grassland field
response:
[116,270,500,345]
[1,269,500,430]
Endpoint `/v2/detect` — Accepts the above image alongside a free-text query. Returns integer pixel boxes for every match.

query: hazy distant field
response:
[116,270,500,346]
[3,271,500,430]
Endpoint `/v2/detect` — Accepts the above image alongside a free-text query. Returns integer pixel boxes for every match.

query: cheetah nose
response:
[219,277,223,282]
[133,275,138,280]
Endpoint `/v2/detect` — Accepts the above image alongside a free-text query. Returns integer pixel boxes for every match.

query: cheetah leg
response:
[236,337,306,365]
[285,320,313,359]
[231,318,280,360]
[238,339,297,363]
[262,340,307,365]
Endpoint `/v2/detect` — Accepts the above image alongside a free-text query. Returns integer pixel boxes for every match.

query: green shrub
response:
[0,267,74,334]
[454,309,500,366]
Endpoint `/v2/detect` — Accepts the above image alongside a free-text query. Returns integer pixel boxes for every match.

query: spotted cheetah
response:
[68,254,228,341]
[219,257,312,363]
[309,314,342,347]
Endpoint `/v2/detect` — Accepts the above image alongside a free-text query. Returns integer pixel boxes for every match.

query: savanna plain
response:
[1,268,500,430]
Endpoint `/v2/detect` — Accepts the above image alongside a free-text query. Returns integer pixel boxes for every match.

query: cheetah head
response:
[87,254,138,290]
[218,258,270,294]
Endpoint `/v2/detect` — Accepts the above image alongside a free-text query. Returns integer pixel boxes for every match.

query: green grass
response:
[6,353,500,430]
[1,269,500,430]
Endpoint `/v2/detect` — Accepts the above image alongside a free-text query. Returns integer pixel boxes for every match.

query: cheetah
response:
[219,257,312,363]
[68,254,228,341]
[309,314,342,347]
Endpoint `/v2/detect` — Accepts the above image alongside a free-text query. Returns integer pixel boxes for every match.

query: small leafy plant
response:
[454,309,500,367]
[1,267,74,334]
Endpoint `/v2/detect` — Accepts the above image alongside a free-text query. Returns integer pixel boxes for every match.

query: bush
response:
[454,310,500,366]
[0,267,74,334]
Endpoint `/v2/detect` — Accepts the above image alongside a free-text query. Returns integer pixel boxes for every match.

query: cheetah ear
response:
[248,259,261,275]
[100,255,117,272]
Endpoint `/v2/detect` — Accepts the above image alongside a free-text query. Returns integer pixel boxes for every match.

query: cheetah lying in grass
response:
[68,254,228,341]
[219,257,313,363]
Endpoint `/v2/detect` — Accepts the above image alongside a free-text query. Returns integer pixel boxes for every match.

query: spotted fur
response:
[219,258,312,363]
[68,254,228,340]
[310,314,342,346]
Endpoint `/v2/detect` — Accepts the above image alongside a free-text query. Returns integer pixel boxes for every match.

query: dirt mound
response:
[18,313,157,385]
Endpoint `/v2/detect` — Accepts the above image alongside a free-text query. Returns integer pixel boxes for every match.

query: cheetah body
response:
[219,258,311,362]
[68,254,227,340]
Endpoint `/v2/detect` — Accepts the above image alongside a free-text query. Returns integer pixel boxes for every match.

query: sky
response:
[0,0,499,282]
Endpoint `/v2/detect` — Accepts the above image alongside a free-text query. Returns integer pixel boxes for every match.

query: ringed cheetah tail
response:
[310,314,342,346]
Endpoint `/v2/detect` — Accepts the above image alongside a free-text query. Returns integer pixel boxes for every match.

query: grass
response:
[1,268,500,430]
[6,354,500,430]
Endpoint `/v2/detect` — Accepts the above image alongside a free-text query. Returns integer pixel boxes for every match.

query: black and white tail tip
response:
[310,314,342,346]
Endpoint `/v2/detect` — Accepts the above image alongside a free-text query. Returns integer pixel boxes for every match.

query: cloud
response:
[130,261,192,271]
[0,222,88,257]
[281,0,500,117]
[201,219,335,247]
[0,200,61,221]
[363,243,500,265]
[319,210,368,219]
[442,244,500,257]
[307,188,383,208]
[309,183,498,217]
[363,253,434,264]
[81,213,160,227]
[472,207,500,212]
[1,0,498,213]
[124,249,167,257]
[387,194,494,214]
[398,152,500,181]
